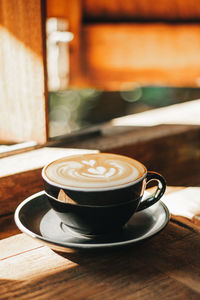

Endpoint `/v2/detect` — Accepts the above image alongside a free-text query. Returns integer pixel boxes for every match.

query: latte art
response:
[43,153,146,190]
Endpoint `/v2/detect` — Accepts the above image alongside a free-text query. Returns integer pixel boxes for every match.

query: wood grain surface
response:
[0,0,48,143]
[1,216,200,299]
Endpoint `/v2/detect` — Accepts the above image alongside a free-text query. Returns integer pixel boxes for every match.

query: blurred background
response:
[46,0,200,137]
[1,0,200,144]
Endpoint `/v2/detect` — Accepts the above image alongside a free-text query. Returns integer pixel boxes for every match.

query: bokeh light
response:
[120,82,142,102]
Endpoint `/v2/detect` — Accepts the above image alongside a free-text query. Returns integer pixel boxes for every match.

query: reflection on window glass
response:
[49,86,200,138]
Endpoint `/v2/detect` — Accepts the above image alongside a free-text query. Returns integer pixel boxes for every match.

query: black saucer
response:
[14,191,170,252]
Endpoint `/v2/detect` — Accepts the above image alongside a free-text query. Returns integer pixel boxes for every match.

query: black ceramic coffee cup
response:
[42,153,166,236]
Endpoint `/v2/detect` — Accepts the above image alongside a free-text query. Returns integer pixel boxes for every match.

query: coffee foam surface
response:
[43,153,146,190]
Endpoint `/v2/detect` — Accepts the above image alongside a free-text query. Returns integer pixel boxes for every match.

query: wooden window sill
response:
[1,99,200,239]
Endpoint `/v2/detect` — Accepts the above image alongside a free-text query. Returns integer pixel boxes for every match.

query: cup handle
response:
[136,171,166,211]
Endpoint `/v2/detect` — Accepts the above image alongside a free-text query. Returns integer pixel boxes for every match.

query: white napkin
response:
[162,187,200,221]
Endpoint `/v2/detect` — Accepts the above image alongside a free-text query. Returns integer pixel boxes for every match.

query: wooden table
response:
[1,187,200,300]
